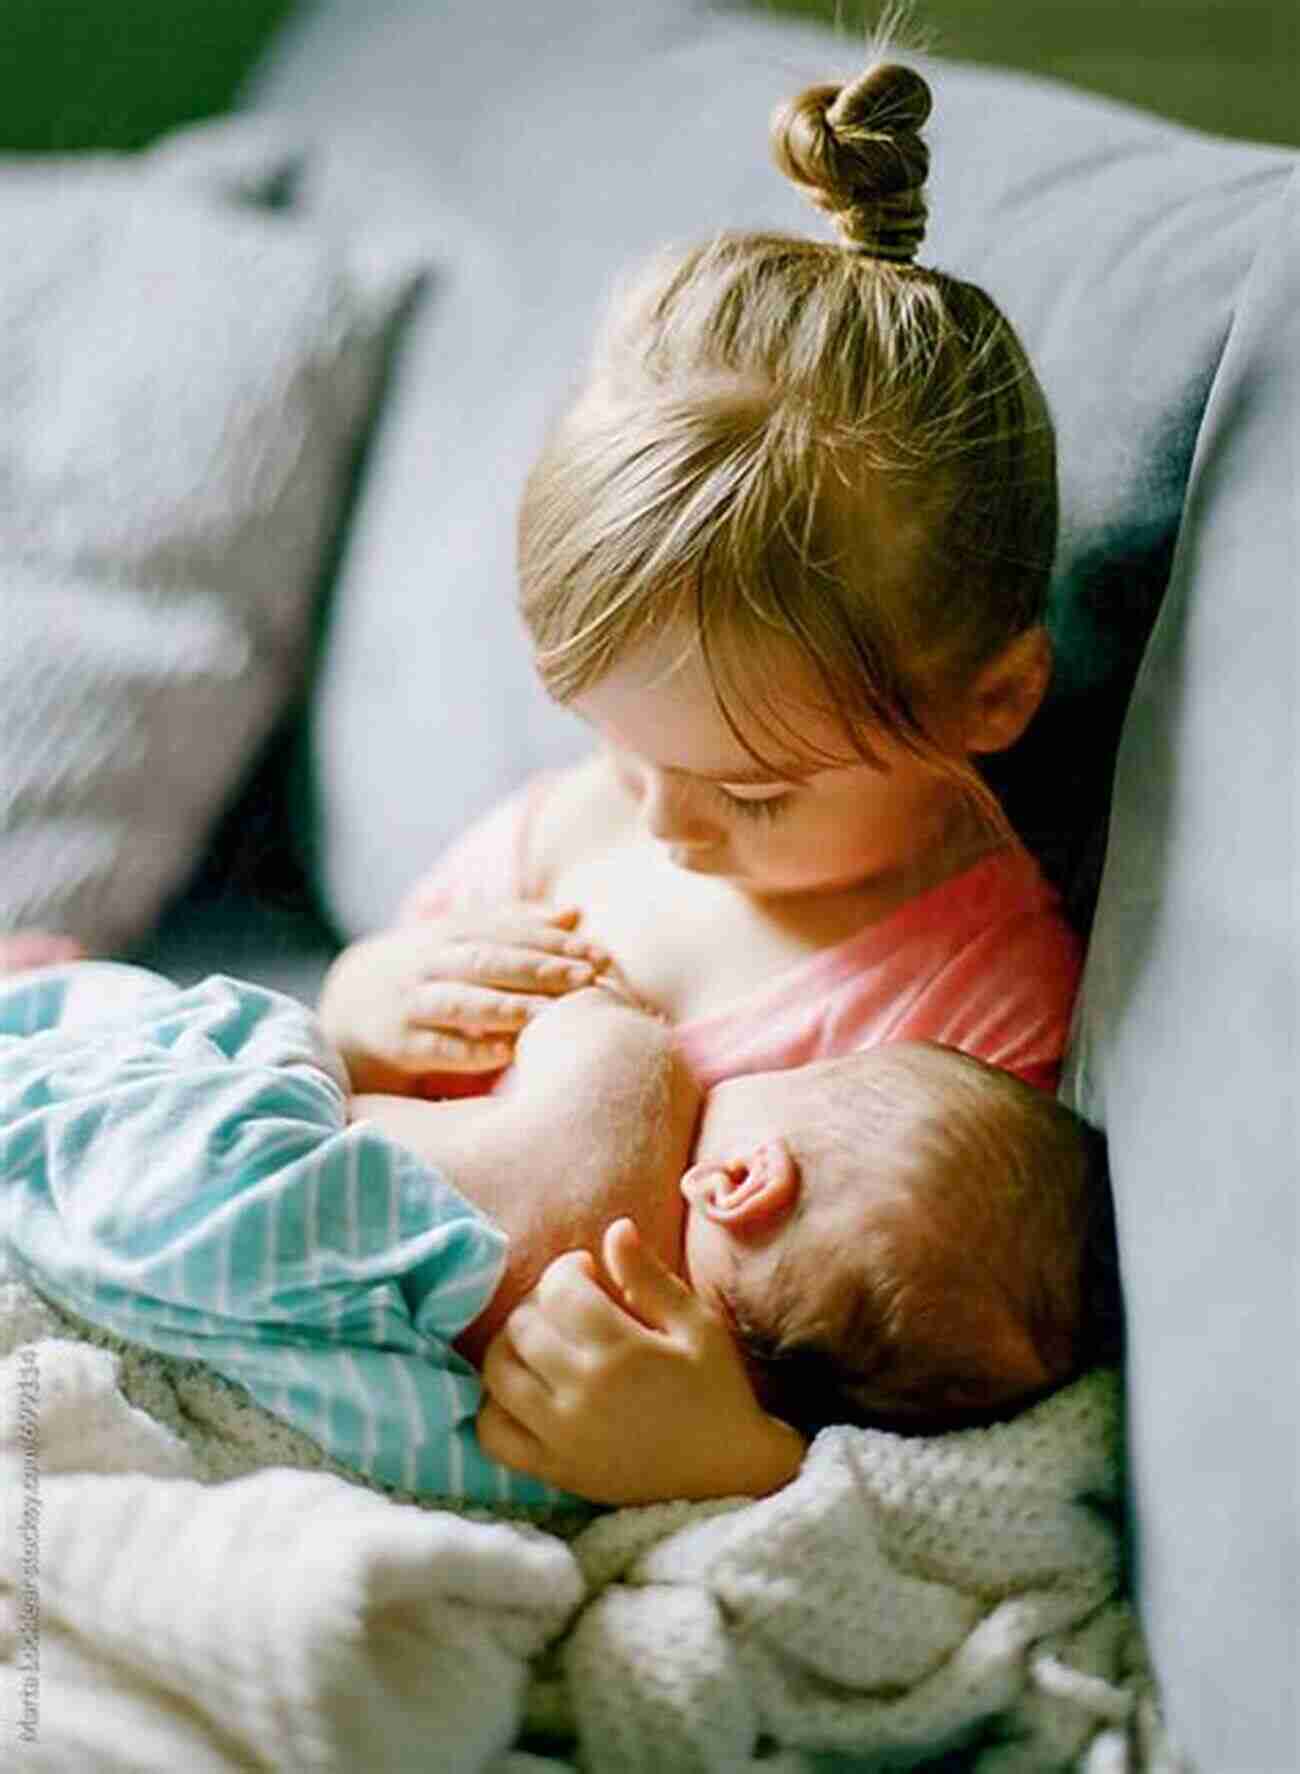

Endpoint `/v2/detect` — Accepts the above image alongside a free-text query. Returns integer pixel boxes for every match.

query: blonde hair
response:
[731,1044,1118,1437]
[518,60,1057,820]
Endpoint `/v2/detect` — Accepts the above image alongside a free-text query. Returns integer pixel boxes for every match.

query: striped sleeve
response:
[0,966,576,1509]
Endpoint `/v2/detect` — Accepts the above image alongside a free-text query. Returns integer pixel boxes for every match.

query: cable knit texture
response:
[0,143,423,950]
[0,1277,1184,1772]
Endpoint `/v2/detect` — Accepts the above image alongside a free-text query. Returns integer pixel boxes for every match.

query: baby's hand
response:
[477,1220,806,1505]
[318,905,608,1090]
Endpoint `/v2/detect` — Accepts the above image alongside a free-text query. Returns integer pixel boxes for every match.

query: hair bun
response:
[770,63,932,263]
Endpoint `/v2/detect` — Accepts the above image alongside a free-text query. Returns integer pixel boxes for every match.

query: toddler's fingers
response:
[409,983,561,1032]
[412,982,524,1027]
[589,958,658,1014]
[432,944,601,996]
[509,922,609,966]
[473,909,607,966]
[398,1028,516,1073]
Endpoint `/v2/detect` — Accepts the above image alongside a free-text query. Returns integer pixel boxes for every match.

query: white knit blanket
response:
[0,1280,1182,1773]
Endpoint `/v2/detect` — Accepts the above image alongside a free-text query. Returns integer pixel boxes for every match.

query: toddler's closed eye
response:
[717,786,793,822]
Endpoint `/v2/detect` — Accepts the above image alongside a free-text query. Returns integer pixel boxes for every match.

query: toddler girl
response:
[321,56,1079,1099]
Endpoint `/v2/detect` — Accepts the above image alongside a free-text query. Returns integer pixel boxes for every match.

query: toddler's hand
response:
[477,1220,806,1505]
[526,955,659,1020]
[318,905,608,1089]
[586,955,662,1016]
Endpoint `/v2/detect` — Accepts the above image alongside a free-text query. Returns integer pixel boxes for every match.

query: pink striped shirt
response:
[400,774,1081,1093]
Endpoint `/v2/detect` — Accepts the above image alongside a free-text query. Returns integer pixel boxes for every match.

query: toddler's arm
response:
[347,983,679,1182]
[350,985,702,1371]
[469,985,700,1275]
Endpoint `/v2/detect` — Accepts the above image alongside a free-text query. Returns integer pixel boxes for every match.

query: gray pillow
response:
[0,139,425,952]
[249,0,1293,938]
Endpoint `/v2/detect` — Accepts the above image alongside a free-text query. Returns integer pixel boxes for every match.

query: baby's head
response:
[682,1043,1119,1437]
[518,56,1057,846]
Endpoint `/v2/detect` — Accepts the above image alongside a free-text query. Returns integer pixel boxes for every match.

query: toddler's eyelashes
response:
[717,787,792,822]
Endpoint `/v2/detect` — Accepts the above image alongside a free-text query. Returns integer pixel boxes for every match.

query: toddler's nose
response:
[641,770,714,844]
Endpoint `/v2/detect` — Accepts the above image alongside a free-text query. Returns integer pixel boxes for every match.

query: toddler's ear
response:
[961,626,1052,754]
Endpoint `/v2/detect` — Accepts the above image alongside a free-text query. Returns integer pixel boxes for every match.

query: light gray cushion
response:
[249,0,1293,938]
[1063,168,1299,1773]
[0,138,424,952]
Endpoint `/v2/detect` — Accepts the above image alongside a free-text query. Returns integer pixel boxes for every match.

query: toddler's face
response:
[568,634,968,897]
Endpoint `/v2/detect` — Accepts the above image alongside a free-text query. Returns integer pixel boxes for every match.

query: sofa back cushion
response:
[248,0,1294,937]
[1062,166,1299,1773]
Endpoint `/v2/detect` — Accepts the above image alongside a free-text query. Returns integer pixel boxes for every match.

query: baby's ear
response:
[689,1140,801,1232]
[961,626,1052,755]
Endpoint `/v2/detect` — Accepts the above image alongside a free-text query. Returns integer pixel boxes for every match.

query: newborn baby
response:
[429,993,1117,1502]
[694,1042,1119,1437]
[0,964,1115,1507]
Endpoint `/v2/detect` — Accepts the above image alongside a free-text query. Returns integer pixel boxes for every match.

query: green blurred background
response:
[0,1,1295,155]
